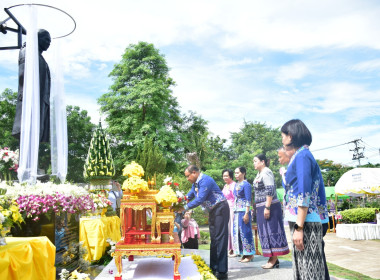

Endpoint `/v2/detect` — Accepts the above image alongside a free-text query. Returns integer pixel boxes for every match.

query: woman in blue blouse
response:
[232,167,255,263]
[281,119,326,279]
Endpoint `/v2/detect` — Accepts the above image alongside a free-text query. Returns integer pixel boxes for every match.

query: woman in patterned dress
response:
[253,153,289,269]
[281,119,326,279]
[232,167,255,262]
[222,169,237,257]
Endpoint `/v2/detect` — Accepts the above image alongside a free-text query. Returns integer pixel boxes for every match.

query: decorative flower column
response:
[83,121,115,187]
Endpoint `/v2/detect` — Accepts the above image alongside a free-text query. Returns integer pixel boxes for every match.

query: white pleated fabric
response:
[17,5,39,184]
[50,40,68,183]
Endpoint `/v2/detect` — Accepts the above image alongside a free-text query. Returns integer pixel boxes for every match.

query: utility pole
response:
[350,139,365,166]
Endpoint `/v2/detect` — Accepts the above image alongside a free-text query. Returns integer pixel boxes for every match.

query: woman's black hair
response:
[255,153,270,167]
[236,166,247,179]
[281,119,312,148]
[222,169,234,179]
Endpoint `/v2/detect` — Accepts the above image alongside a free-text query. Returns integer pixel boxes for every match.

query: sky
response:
[1,0,380,167]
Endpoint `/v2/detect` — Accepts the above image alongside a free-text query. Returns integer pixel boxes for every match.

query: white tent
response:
[335,168,380,197]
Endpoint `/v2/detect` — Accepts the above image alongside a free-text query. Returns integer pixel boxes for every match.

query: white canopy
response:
[335,168,380,196]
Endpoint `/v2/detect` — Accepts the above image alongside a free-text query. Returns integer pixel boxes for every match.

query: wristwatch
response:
[265,206,270,210]
[294,223,304,231]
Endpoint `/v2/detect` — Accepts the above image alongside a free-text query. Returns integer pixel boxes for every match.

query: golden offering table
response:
[0,236,56,280]
[156,211,175,243]
[115,191,181,279]
[114,234,181,280]
[120,197,157,243]
[80,216,121,261]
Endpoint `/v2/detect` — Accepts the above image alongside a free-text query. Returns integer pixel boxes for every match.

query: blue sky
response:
[1,0,380,166]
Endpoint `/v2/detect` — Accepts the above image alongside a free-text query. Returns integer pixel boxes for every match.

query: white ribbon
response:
[17,5,39,184]
[50,40,68,183]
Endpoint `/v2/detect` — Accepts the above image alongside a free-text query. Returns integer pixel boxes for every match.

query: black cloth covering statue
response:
[12,29,51,143]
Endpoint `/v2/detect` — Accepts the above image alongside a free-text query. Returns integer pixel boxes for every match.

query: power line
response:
[311,141,352,152]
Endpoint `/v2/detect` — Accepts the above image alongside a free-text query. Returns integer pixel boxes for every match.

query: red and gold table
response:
[114,235,181,280]
[115,191,181,279]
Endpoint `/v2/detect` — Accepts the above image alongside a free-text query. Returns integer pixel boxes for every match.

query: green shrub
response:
[203,169,224,189]
[199,231,210,244]
[340,208,378,224]
[193,206,209,226]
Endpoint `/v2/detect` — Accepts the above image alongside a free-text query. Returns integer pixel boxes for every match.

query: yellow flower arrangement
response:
[0,196,24,236]
[191,254,217,280]
[122,161,145,177]
[122,176,148,192]
[155,185,178,204]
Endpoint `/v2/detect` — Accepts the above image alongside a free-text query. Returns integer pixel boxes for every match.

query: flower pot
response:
[160,201,172,213]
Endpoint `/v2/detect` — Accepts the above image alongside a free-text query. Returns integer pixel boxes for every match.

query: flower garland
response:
[59,269,90,280]
[1,181,94,221]
[191,254,217,280]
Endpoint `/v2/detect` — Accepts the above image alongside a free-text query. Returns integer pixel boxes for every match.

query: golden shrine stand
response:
[114,191,181,280]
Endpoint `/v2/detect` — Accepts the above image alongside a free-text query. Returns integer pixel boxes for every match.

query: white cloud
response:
[307,83,380,117]
[275,62,312,85]
[351,59,380,72]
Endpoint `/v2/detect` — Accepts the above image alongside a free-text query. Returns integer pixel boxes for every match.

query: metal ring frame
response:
[7,3,76,39]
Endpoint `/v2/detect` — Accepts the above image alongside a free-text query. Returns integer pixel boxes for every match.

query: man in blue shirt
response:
[184,165,229,280]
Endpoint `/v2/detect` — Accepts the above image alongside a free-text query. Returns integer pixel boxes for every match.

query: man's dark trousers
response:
[209,200,229,274]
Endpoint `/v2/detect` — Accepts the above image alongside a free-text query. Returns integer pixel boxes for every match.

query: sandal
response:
[240,256,254,263]
[261,259,279,269]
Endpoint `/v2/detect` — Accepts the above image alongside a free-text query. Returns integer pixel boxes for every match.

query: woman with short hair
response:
[281,119,326,279]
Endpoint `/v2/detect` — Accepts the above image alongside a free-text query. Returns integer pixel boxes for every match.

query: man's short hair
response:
[186,165,199,173]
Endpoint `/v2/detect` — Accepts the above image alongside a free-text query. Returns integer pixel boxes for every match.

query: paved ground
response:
[323,229,380,279]
[89,225,380,279]
[200,225,380,279]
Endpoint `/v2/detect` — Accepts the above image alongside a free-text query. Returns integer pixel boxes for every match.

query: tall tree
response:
[230,121,283,185]
[98,42,183,172]
[180,111,209,169]
[0,88,18,150]
[66,106,96,183]
[136,137,167,179]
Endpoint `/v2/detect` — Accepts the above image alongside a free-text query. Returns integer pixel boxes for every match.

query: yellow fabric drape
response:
[79,216,121,261]
[0,236,56,280]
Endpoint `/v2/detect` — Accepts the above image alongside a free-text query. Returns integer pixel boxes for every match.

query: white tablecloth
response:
[336,223,380,240]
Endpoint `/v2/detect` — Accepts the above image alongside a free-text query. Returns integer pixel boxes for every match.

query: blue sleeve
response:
[244,181,252,207]
[295,152,312,207]
[186,179,210,209]
[187,187,196,201]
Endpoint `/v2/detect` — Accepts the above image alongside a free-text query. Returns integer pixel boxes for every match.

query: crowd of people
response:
[181,119,330,280]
